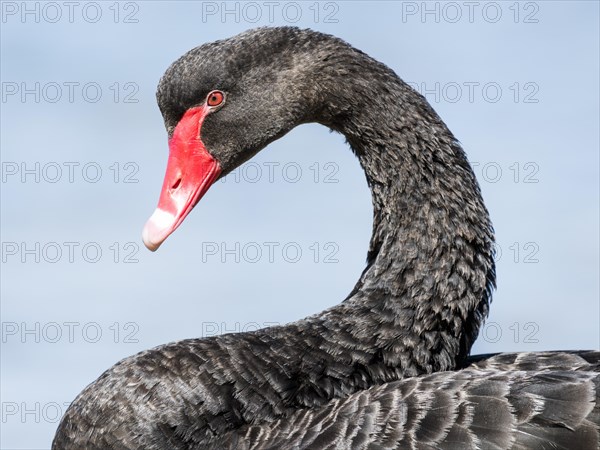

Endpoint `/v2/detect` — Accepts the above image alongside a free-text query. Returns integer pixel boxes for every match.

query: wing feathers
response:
[210,352,599,450]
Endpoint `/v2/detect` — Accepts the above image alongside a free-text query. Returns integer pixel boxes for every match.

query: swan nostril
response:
[171,178,182,190]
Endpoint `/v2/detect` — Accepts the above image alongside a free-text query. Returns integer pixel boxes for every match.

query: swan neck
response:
[319,61,496,369]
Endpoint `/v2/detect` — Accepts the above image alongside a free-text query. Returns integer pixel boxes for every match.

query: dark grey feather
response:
[209,352,599,450]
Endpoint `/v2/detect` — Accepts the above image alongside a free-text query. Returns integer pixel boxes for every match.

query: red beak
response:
[142,106,221,251]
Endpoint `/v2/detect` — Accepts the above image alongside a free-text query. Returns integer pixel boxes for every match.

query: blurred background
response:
[1,1,599,448]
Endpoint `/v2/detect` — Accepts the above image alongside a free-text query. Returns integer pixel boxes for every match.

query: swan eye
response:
[206,90,225,107]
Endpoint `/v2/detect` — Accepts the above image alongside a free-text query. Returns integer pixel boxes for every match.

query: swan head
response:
[143,27,334,251]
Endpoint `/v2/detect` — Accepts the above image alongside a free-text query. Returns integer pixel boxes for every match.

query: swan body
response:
[53,27,599,449]
[215,352,600,450]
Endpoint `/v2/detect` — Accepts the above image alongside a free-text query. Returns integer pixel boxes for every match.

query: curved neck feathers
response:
[306,51,496,377]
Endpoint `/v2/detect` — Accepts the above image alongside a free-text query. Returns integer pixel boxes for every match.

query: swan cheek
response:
[142,106,221,251]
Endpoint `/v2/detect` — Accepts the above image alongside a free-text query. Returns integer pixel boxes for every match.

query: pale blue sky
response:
[1,2,599,448]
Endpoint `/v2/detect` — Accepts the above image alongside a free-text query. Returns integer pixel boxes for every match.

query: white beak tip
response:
[142,208,175,252]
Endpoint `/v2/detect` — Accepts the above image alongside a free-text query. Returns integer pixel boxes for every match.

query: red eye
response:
[207,90,224,107]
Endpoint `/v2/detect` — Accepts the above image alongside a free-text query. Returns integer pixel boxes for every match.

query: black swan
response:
[53,27,599,449]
